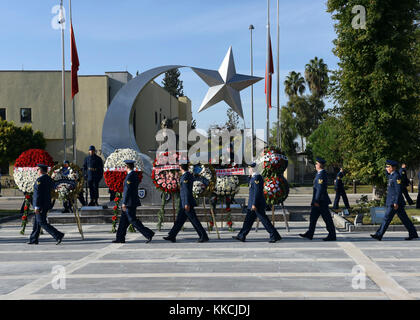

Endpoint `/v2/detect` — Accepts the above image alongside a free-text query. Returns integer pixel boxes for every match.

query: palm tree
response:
[304,57,329,98]
[284,71,306,98]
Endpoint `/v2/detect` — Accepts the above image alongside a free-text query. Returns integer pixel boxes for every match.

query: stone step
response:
[46,208,291,224]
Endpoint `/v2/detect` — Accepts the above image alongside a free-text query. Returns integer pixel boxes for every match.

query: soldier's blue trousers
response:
[29,210,64,243]
[375,206,418,238]
[333,188,350,209]
[401,186,414,205]
[168,207,208,240]
[237,208,281,240]
[116,207,154,241]
[307,204,336,238]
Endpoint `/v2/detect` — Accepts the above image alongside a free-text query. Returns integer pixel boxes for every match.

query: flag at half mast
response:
[265,19,274,109]
[70,23,79,98]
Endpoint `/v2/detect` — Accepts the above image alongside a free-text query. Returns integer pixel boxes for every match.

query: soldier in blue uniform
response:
[300,157,336,241]
[332,168,350,209]
[399,163,414,205]
[61,160,72,213]
[164,163,209,243]
[28,164,65,245]
[371,160,419,241]
[232,163,282,243]
[417,170,420,209]
[83,146,104,206]
[113,160,154,243]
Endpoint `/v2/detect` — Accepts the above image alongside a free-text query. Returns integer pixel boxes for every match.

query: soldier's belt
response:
[88,168,97,171]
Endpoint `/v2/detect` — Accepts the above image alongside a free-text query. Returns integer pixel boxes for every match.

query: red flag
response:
[70,24,79,99]
[265,34,274,109]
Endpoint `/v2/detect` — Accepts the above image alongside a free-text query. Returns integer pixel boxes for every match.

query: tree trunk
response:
[372,185,386,201]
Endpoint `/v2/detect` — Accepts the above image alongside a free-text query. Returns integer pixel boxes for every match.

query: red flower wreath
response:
[14,149,54,168]
[152,151,186,194]
[104,170,143,194]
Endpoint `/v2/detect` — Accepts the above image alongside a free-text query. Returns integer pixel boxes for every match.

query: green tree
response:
[306,116,344,168]
[305,57,330,98]
[269,106,299,158]
[225,108,240,131]
[284,71,306,97]
[0,120,46,164]
[327,0,420,194]
[162,69,184,98]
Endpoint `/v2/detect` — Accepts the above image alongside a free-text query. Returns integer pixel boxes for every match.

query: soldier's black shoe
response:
[232,236,245,242]
[112,239,125,243]
[27,241,38,245]
[299,233,313,240]
[62,209,70,213]
[269,237,282,243]
[405,235,419,241]
[146,232,155,244]
[197,237,209,243]
[370,234,382,241]
[322,236,337,241]
[88,201,95,207]
[56,234,64,245]
[163,236,176,243]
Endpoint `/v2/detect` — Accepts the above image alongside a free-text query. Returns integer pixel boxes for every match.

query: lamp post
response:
[249,24,255,159]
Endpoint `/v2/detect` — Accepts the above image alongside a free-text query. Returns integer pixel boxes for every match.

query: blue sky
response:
[0,0,339,132]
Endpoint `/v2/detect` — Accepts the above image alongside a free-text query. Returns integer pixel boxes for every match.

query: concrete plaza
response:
[0,219,419,300]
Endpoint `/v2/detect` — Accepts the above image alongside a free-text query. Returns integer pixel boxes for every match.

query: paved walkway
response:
[0,221,419,300]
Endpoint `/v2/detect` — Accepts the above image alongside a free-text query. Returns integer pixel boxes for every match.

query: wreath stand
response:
[255,202,289,232]
[204,198,220,239]
[72,195,84,240]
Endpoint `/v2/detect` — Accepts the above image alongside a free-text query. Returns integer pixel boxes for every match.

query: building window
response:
[155,112,158,125]
[20,108,31,123]
[0,108,5,120]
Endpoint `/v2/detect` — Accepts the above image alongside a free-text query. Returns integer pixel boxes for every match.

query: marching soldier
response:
[371,160,419,241]
[113,160,154,243]
[83,145,104,206]
[232,163,282,243]
[62,160,72,213]
[417,170,420,209]
[300,157,336,241]
[332,168,350,209]
[164,163,209,243]
[28,164,65,245]
[399,163,414,205]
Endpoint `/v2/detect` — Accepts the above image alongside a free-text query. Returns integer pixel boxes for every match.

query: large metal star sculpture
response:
[191,46,263,119]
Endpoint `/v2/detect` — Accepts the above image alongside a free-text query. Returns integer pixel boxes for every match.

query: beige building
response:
[0,70,192,174]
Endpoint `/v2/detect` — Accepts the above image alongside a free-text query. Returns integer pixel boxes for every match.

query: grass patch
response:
[335,207,420,225]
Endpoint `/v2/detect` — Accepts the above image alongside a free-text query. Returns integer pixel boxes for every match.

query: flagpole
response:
[266,0,270,145]
[276,0,280,149]
[60,0,67,162]
[69,0,76,163]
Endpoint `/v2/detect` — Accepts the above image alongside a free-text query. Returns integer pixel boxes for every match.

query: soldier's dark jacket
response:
[399,168,410,187]
[83,154,104,181]
[335,171,344,189]
[180,171,197,209]
[312,169,331,205]
[122,171,141,208]
[248,174,266,210]
[33,174,54,210]
[386,171,405,207]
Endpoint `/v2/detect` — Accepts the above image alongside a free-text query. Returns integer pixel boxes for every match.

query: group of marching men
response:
[27,156,419,245]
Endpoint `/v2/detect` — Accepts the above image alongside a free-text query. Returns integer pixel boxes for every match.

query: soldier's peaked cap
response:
[316,157,326,165]
[386,160,398,166]
[89,145,96,151]
[37,164,48,170]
